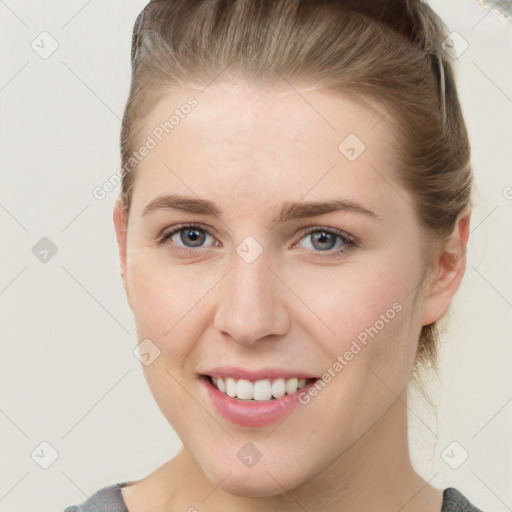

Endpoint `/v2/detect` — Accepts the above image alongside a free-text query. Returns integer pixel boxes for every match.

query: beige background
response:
[0,1,511,510]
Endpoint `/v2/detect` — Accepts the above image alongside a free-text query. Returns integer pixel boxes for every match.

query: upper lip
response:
[199,366,319,381]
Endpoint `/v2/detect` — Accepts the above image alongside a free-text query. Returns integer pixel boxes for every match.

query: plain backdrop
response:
[0,1,511,511]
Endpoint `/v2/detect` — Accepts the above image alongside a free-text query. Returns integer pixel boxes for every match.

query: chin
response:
[218,476,290,498]
[202,459,308,498]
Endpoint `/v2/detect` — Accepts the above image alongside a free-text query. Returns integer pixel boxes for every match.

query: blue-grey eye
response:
[298,230,346,251]
[168,227,214,248]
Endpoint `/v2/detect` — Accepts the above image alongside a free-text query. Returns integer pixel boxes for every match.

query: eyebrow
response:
[142,193,378,222]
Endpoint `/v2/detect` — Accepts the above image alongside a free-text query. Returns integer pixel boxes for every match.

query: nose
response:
[213,249,290,346]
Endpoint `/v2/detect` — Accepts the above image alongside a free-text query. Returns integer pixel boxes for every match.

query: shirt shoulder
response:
[63,482,129,512]
[442,487,484,512]
[63,483,482,512]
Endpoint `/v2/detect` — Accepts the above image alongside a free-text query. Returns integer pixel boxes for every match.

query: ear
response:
[113,200,129,296]
[420,208,471,326]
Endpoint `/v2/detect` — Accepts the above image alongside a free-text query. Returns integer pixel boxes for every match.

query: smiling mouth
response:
[204,375,317,401]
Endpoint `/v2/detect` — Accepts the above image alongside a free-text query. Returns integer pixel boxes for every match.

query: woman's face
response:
[115,81,435,497]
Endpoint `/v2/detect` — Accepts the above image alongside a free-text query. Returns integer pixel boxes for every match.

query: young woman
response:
[64,1,483,510]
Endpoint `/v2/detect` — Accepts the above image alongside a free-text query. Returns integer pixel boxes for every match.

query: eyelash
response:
[157,223,356,258]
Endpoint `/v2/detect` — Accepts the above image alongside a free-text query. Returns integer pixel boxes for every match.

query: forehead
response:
[130,81,410,220]
[154,80,386,141]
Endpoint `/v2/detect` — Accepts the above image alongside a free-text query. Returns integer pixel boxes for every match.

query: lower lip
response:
[200,375,318,428]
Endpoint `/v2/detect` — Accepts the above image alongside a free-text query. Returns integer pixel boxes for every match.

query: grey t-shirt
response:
[63,483,484,511]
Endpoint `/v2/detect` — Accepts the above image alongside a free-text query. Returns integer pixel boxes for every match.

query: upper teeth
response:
[211,377,309,401]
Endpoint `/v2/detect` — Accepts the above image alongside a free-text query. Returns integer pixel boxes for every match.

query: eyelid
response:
[157,223,357,255]
[157,222,215,240]
[298,225,356,244]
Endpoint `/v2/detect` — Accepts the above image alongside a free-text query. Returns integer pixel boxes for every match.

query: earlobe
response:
[113,200,128,292]
[420,209,471,326]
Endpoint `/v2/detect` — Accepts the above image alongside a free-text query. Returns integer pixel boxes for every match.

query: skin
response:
[113,80,470,512]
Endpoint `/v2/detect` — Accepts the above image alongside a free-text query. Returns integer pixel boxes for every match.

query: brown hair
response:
[119,0,473,383]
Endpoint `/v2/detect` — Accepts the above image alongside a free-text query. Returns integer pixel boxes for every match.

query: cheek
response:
[290,255,421,352]
[126,252,197,333]
[126,255,221,370]
[284,251,425,410]
[127,243,423,356]
[127,267,171,337]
